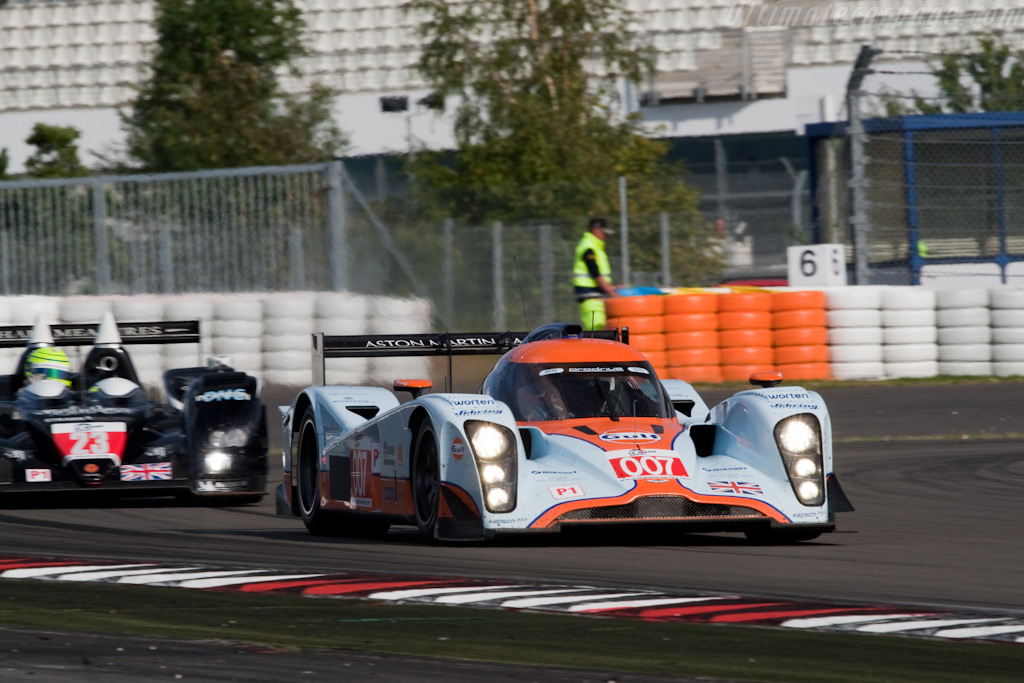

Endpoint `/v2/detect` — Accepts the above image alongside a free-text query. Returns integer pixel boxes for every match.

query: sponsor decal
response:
[770,403,820,410]
[196,479,249,492]
[437,397,497,408]
[626,366,650,374]
[708,481,763,496]
[195,388,251,402]
[531,469,578,475]
[144,446,169,460]
[703,466,749,472]
[350,440,378,506]
[451,436,466,460]
[599,429,661,444]
[538,368,563,376]
[25,468,51,482]
[549,485,585,500]
[383,486,397,502]
[36,405,130,420]
[4,450,28,462]
[51,422,127,463]
[120,462,173,481]
[353,497,373,508]
[455,408,503,417]
[569,367,618,373]
[765,391,810,400]
[793,511,820,518]
[610,454,688,480]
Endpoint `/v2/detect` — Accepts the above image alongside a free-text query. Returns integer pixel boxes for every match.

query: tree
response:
[121,0,346,171]
[881,36,1024,115]
[24,124,90,179]
[0,147,9,180]
[405,0,719,285]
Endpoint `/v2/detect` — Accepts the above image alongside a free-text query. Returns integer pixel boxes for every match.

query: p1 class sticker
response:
[25,468,51,482]
[549,485,585,500]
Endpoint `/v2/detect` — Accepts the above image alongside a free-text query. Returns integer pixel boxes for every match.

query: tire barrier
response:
[771,290,829,381]
[989,288,1024,377]
[718,291,773,381]
[881,287,937,379]
[824,286,884,380]
[936,288,991,376]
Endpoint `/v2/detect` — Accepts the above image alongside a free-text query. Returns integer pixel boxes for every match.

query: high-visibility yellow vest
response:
[573,231,612,290]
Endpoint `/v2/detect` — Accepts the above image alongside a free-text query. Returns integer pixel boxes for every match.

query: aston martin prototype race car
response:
[277,323,852,542]
[0,314,267,502]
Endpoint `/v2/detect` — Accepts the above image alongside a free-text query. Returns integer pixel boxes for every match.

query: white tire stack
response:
[934,289,991,376]
[261,294,317,387]
[163,297,213,371]
[0,298,18,373]
[112,297,167,389]
[366,296,433,386]
[880,287,938,378]
[825,287,884,380]
[315,292,371,386]
[210,297,262,376]
[990,289,1024,377]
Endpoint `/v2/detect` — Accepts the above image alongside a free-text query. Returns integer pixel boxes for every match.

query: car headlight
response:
[209,427,248,448]
[204,451,232,473]
[465,421,517,513]
[774,414,824,506]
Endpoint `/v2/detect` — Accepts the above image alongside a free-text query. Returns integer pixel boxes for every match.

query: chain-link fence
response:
[810,47,1024,286]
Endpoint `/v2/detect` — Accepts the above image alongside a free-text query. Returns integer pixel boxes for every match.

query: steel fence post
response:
[491,221,505,330]
[540,223,553,322]
[92,177,111,294]
[290,227,306,290]
[159,219,174,293]
[660,211,670,287]
[618,176,629,286]
[325,160,348,292]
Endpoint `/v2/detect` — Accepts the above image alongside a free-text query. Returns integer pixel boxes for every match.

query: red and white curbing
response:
[2,555,1023,644]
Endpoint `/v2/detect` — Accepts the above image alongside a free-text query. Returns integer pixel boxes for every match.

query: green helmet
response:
[25,347,73,386]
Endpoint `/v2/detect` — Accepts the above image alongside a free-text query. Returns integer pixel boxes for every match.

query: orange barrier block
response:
[773,308,828,329]
[721,364,776,382]
[773,326,828,347]
[719,328,772,348]
[776,363,831,380]
[609,315,665,334]
[665,330,718,349]
[606,295,665,318]
[668,365,723,383]
[664,293,718,314]
[773,345,829,365]
[719,311,772,330]
[771,290,826,312]
[630,333,666,352]
[668,347,721,367]
[719,291,772,312]
[664,313,717,332]
[643,350,668,369]
[720,346,773,365]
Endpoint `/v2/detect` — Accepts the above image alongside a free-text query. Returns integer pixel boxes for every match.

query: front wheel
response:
[296,407,336,535]
[412,422,440,541]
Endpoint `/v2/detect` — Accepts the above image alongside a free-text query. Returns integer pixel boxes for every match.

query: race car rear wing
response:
[0,320,200,348]
[312,328,622,387]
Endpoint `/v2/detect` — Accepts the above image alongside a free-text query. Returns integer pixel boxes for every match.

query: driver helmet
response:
[25,347,73,386]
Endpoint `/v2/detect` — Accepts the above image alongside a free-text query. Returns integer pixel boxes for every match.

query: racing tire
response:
[296,407,336,536]
[413,421,441,542]
[744,527,822,544]
[664,293,718,314]
[936,288,988,309]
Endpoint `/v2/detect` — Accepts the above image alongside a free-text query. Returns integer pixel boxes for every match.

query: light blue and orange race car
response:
[276,323,852,543]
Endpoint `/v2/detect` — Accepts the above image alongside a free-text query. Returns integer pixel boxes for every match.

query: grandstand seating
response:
[1,0,1023,112]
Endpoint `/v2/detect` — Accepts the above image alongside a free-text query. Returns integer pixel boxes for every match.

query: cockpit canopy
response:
[482,358,674,422]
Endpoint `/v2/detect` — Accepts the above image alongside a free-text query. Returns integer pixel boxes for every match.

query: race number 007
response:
[611,455,687,479]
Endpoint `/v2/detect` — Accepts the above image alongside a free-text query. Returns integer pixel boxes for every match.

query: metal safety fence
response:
[809,49,1024,287]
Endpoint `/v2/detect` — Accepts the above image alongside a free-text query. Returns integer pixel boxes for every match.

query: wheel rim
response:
[298,419,318,516]
[415,429,439,525]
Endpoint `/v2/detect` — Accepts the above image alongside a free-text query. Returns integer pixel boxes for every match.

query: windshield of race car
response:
[483,361,673,421]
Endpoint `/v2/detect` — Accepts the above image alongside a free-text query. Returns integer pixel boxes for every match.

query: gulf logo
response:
[598,429,661,445]
[451,437,467,460]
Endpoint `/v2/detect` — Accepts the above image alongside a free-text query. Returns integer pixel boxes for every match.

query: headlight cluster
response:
[204,451,232,473]
[465,421,517,513]
[774,414,824,506]
[209,427,248,448]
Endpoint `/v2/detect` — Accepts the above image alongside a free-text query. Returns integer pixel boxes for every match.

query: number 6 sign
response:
[787,244,846,287]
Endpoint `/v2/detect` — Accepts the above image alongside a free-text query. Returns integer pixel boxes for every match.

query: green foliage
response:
[122,0,346,171]
[405,0,720,286]
[24,123,90,179]
[0,147,9,179]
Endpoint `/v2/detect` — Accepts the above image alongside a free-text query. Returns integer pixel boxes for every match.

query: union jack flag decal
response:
[708,481,762,496]
[120,463,173,481]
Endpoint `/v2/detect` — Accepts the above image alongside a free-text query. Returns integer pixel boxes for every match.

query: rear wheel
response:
[744,527,822,544]
[412,422,440,541]
[296,407,335,535]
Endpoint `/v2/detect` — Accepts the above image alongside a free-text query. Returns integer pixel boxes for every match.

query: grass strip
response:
[1,579,1021,682]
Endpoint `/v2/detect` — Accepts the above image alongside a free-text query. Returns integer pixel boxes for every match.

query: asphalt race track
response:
[0,382,1021,617]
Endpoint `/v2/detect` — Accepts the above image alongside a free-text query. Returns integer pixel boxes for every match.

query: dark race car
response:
[0,313,267,503]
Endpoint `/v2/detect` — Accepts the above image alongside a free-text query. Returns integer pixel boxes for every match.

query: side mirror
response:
[394,379,432,399]
[749,370,782,388]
